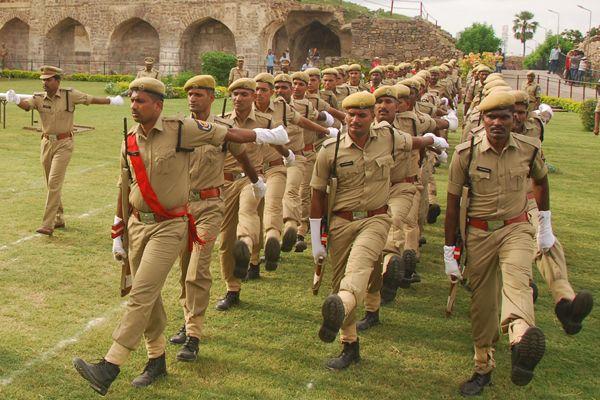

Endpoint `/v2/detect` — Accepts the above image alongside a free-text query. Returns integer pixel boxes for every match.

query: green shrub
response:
[200,51,237,86]
[580,99,597,132]
[70,73,134,83]
[540,96,582,113]
[104,81,130,95]
[0,69,41,79]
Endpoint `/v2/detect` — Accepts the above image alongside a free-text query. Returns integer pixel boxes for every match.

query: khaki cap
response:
[483,85,511,96]
[484,79,508,90]
[342,91,376,109]
[144,57,155,64]
[291,71,310,84]
[254,72,275,86]
[414,76,426,87]
[395,84,410,98]
[347,63,362,72]
[478,91,516,112]
[183,75,216,91]
[385,64,395,71]
[526,70,536,76]
[417,70,431,79]
[274,73,293,84]
[305,68,321,77]
[399,79,419,90]
[336,65,349,73]
[373,85,399,100]
[369,66,384,75]
[484,73,503,84]
[475,65,493,74]
[439,64,450,72]
[428,66,441,74]
[39,65,63,79]
[321,68,339,76]
[129,77,166,97]
[509,90,530,104]
[228,78,257,92]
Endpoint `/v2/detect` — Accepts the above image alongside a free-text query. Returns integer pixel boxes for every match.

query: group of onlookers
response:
[563,49,589,82]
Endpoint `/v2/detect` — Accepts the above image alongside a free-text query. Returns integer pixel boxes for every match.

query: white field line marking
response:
[0,302,126,386]
[0,204,112,251]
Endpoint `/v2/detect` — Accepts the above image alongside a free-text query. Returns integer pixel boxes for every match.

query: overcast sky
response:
[349,0,599,56]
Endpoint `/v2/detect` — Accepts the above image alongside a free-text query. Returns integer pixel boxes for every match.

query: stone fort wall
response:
[0,0,459,75]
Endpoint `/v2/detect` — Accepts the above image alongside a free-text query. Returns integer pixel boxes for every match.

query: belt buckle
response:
[138,211,155,224]
[189,191,200,202]
[47,135,57,142]
[487,220,504,231]
[352,211,367,220]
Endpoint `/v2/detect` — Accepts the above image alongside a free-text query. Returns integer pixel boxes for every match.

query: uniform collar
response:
[480,131,517,153]
[44,90,61,100]
[230,106,257,124]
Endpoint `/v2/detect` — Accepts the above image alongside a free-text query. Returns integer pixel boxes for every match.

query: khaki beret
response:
[254,72,274,86]
[484,79,508,90]
[399,79,419,90]
[144,57,154,64]
[291,71,309,84]
[369,66,384,75]
[395,84,410,98]
[484,73,503,84]
[476,65,493,74]
[183,75,216,91]
[274,73,293,85]
[228,78,257,92]
[373,85,399,100]
[527,70,536,76]
[509,90,530,104]
[129,77,166,97]
[347,63,362,72]
[414,76,426,87]
[305,68,321,77]
[439,65,450,72]
[483,86,511,97]
[417,70,431,79]
[39,65,63,79]
[428,66,441,74]
[342,91,376,109]
[322,68,339,76]
[478,92,516,112]
[337,65,349,73]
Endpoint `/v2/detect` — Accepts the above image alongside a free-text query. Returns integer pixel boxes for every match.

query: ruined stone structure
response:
[0,0,459,75]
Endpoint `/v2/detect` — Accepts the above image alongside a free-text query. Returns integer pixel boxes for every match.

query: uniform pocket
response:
[471,170,493,194]
[155,149,176,175]
[374,154,394,180]
[509,167,529,191]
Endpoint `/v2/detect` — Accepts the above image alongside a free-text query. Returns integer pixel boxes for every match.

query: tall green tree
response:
[456,23,502,54]
[561,29,583,45]
[513,11,539,57]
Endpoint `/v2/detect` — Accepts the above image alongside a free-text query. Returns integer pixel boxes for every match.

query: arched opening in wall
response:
[180,18,236,72]
[290,21,340,68]
[45,18,90,73]
[108,18,159,74]
[272,26,288,62]
[0,18,29,70]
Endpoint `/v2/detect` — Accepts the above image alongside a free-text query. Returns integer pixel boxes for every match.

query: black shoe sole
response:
[427,204,441,224]
[400,250,417,288]
[131,372,167,388]
[511,327,546,386]
[233,240,250,279]
[319,295,345,343]
[294,240,307,253]
[281,227,297,252]
[326,356,360,370]
[264,237,280,271]
[381,256,404,301]
[245,268,260,280]
[356,318,380,332]
[215,296,239,311]
[459,376,492,396]
[73,358,109,396]
[565,291,594,335]
[169,334,187,345]
[176,352,198,362]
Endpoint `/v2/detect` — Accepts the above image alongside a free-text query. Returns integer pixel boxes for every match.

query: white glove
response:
[442,112,459,131]
[283,150,295,167]
[537,210,556,252]
[443,245,462,280]
[5,89,20,104]
[309,218,327,263]
[327,127,339,138]
[108,95,124,106]
[322,111,335,127]
[112,236,127,261]
[252,176,266,199]
[254,125,289,145]
[440,97,449,106]
[438,151,448,163]
[423,132,449,150]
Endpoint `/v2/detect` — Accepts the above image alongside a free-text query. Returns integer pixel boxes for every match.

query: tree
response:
[561,29,583,45]
[513,11,539,57]
[456,23,502,54]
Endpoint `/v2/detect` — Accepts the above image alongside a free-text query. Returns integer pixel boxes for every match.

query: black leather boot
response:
[459,372,492,396]
[131,353,167,388]
[281,226,297,252]
[427,203,441,224]
[264,236,280,271]
[233,240,250,278]
[73,358,120,396]
[326,340,360,370]
[381,255,404,303]
[511,326,546,386]
[215,291,240,311]
[294,235,307,252]
[555,290,593,335]
[176,336,200,362]
[245,263,260,280]
[169,324,186,344]
[319,294,345,343]
[357,310,380,331]
[400,249,418,288]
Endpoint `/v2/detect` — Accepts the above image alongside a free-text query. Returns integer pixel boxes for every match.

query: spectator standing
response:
[548,44,560,75]
[564,51,572,80]
[266,49,275,74]
[578,57,588,83]
[301,58,313,71]
[570,51,582,82]
[495,48,504,73]
[371,56,381,69]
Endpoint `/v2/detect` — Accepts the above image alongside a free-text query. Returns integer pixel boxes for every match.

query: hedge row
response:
[541,95,598,132]
[541,95,582,113]
[104,81,228,100]
[0,69,135,82]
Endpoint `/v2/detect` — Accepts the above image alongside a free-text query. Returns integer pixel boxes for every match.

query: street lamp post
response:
[577,5,592,53]
[548,9,560,44]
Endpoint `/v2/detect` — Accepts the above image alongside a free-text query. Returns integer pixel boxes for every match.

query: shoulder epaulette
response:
[214,116,234,128]
[255,110,273,121]
[33,92,45,97]
[513,132,541,149]
[455,135,482,153]
[322,136,338,147]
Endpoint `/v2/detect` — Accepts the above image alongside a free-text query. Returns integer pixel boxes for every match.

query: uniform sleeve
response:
[424,115,437,133]
[447,151,467,196]
[393,131,412,157]
[70,89,93,105]
[228,69,234,84]
[181,118,227,148]
[529,149,548,180]
[227,141,245,157]
[310,146,331,192]
[307,102,319,121]
[287,103,302,125]
[23,96,39,111]
[465,85,474,102]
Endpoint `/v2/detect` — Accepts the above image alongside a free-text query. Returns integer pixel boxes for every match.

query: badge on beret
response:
[195,120,213,131]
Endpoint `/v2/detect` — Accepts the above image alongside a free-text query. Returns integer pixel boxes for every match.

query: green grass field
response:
[0,79,598,399]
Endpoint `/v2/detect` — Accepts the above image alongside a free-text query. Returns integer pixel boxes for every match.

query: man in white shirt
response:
[548,45,560,75]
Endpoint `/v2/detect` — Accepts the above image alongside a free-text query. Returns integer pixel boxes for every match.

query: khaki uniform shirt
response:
[348,82,370,92]
[261,97,301,163]
[319,89,339,110]
[311,120,412,212]
[189,114,244,191]
[522,82,542,104]
[448,132,547,220]
[334,84,357,105]
[382,78,397,86]
[136,68,160,79]
[415,101,437,117]
[394,110,437,178]
[290,97,319,152]
[228,67,249,85]
[305,92,330,149]
[465,80,483,104]
[224,106,271,173]
[520,114,544,141]
[122,114,227,212]
[25,88,92,135]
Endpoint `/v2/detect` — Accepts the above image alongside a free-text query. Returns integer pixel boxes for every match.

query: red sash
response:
[126,134,203,250]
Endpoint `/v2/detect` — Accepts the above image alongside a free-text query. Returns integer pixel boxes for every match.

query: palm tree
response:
[513,11,539,57]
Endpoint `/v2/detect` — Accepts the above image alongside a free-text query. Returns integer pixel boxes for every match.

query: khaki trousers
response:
[219,177,260,291]
[178,197,223,338]
[298,150,316,237]
[111,216,187,360]
[527,198,575,303]
[465,221,536,374]
[328,214,391,342]
[283,154,306,230]
[263,165,287,241]
[40,137,73,229]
